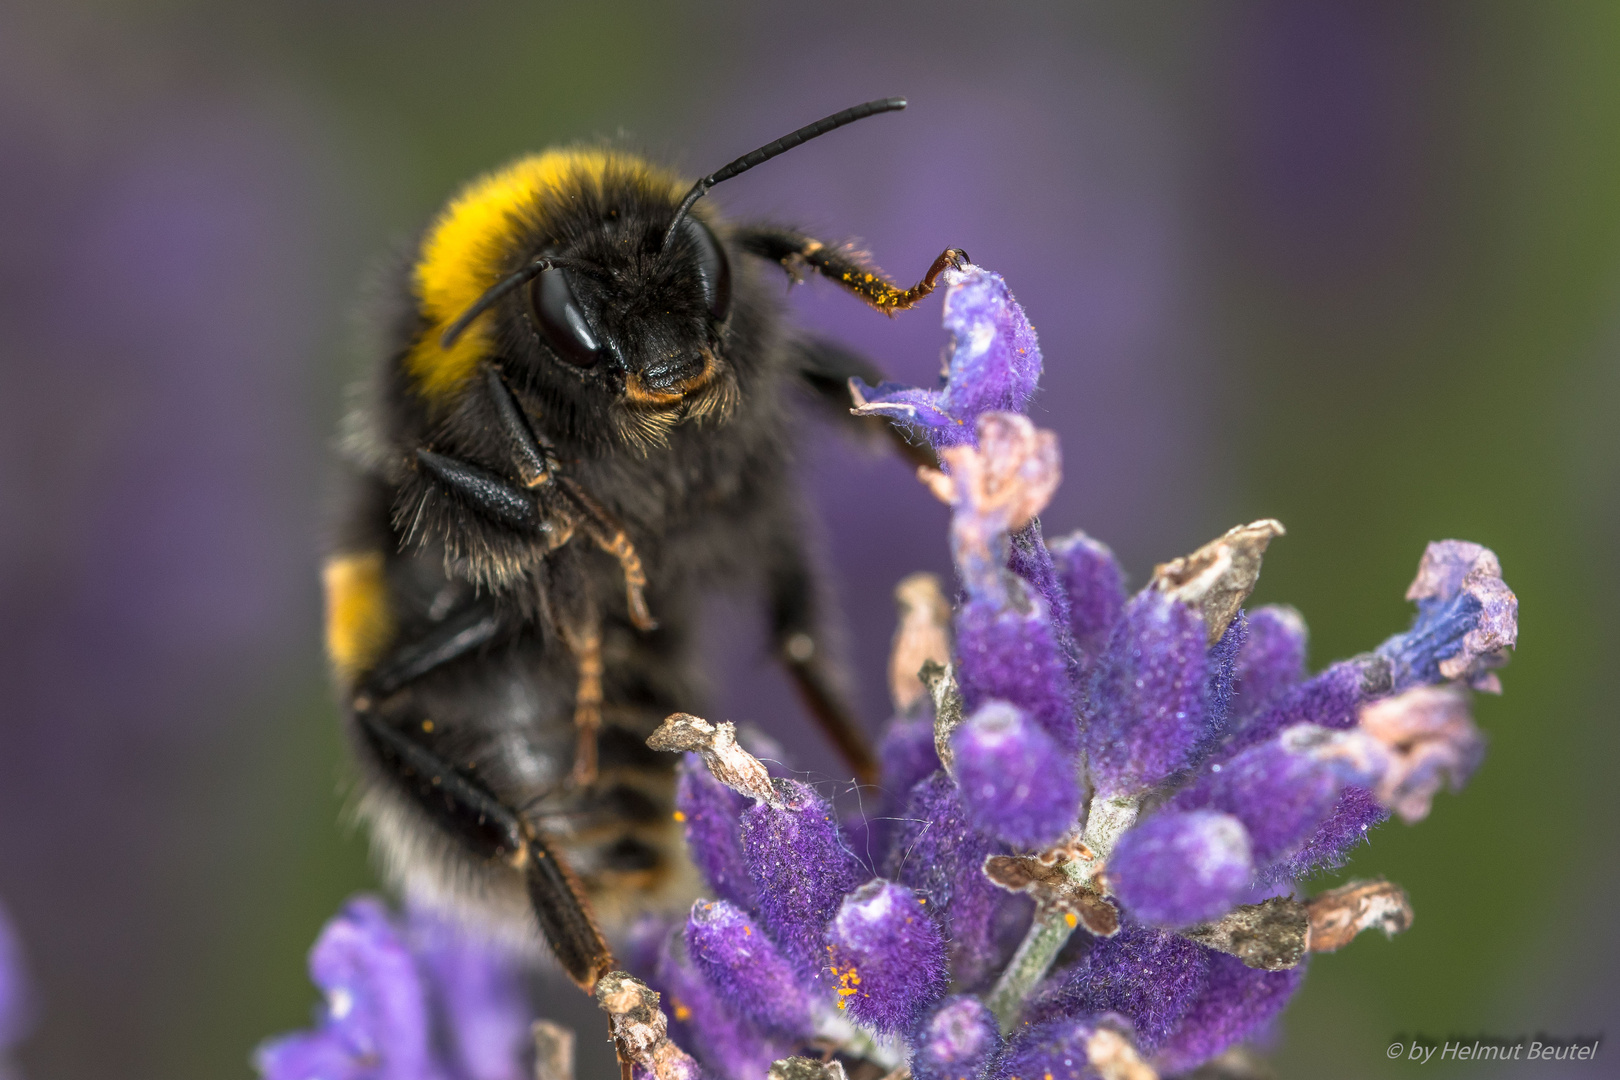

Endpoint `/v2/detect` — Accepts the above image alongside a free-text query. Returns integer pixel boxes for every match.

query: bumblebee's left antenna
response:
[660,97,907,251]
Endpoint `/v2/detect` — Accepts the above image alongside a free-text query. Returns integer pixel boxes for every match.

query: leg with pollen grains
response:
[737,225,967,313]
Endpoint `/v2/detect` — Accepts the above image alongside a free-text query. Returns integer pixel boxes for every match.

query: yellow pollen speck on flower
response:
[672,810,686,822]
[1064,912,1078,928]
[744,926,751,936]
[673,999,692,1022]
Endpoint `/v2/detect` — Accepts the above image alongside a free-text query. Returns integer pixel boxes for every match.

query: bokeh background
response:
[1,2,1615,1078]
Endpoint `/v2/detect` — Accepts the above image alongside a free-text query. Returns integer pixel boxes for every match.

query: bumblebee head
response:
[417,100,906,446]
[509,187,740,445]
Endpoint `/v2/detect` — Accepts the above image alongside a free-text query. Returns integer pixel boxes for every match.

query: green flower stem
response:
[985,794,1139,1032]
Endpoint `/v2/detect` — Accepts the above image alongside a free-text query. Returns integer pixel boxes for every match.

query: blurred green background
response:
[0,3,1614,1078]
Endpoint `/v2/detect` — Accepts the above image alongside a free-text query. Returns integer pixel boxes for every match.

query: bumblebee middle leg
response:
[737,224,967,313]
[764,512,879,785]
[353,707,614,991]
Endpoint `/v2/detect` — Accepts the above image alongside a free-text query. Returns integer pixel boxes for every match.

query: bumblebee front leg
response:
[352,706,614,991]
[737,224,967,313]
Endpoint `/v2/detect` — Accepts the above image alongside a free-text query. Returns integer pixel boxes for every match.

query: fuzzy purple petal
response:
[409,908,532,1080]
[955,594,1078,756]
[1174,735,1345,866]
[1261,786,1390,882]
[1036,923,1210,1052]
[885,772,1007,990]
[910,995,1001,1080]
[658,928,793,1080]
[678,754,760,912]
[1084,592,1209,795]
[740,779,867,974]
[1228,606,1309,727]
[1152,953,1306,1075]
[256,897,439,1080]
[952,701,1081,849]
[685,899,810,1037]
[990,1017,1104,1080]
[1008,520,1073,634]
[1197,613,1249,756]
[255,1030,374,1080]
[1107,811,1254,927]
[851,267,1041,449]
[826,880,948,1034]
[1048,531,1128,664]
[1222,658,1370,756]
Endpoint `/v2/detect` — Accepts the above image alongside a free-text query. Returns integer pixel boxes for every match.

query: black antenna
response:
[660,97,907,251]
[440,256,602,348]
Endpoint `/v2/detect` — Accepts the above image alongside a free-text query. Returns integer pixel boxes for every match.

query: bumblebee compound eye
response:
[683,217,731,321]
[529,267,606,369]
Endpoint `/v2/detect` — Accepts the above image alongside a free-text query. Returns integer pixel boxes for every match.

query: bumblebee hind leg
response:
[353,706,614,991]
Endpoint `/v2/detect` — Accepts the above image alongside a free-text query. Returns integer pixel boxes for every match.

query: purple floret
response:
[677,754,760,912]
[1378,541,1517,692]
[1173,734,1348,866]
[1084,591,1210,796]
[410,907,534,1080]
[952,700,1082,849]
[1036,924,1210,1052]
[740,778,867,975]
[1048,530,1128,664]
[1198,613,1249,755]
[1222,658,1369,756]
[991,1017,1104,1080]
[255,898,434,1080]
[1228,605,1308,727]
[1152,953,1305,1075]
[1261,786,1390,882]
[885,772,1008,990]
[910,995,1001,1080]
[955,594,1078,756]
[878,713,943,815]
[1107,811,1254,928]
[658,926,794,1080]
[850,266,1041,448]
[1007,520,1074,637]
[257,897,533,1080]
[685,899,810,1038]
[826,879,949,1033]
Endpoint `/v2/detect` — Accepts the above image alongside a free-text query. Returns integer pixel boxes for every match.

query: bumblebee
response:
[323,99,962,994]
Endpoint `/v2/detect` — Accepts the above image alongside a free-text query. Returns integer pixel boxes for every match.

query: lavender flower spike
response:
[741,778,866,974]
[952,700,1082,848]
[1106,811,1254,928]
[850,265,1041,448]
[909,996,1001,1080]
[825,880,949,1033]
[686,899,811,1037]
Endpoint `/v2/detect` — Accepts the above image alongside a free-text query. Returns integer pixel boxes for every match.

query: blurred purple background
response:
[0,3,1615,1078]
